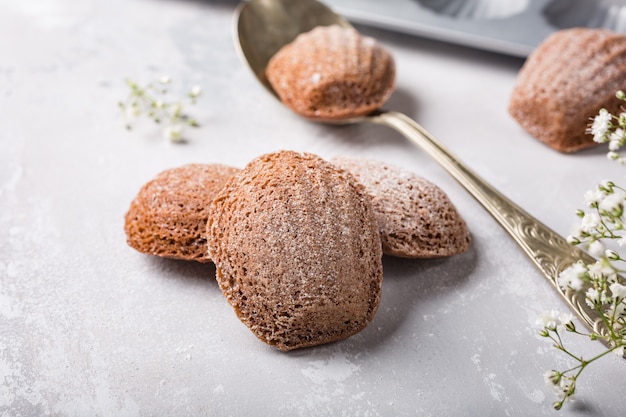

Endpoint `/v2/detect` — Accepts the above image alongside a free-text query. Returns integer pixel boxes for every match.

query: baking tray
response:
[325,0,626,57]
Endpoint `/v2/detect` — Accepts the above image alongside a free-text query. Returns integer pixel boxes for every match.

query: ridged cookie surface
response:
[332,157,470,258]
[266,25,395,120]
[124,163,239,262]
[509,28,626,152]
[207,151,383,351]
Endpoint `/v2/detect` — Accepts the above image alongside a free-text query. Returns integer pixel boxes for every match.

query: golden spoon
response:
[234,0,611,342]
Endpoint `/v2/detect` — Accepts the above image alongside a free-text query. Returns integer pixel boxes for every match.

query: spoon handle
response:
[370,110,610,341]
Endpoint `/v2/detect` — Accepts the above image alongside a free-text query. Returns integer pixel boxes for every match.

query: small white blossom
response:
[584,189,605,207]
[126,102,142,118]
[606,249,620,260]
[544,370,561,387]
[618,236,626,248]
[587,260,615,281]
[608,302,626,319]
[611,127,626,140]
[189,85,202,98]
[567,234,580,244]
[590,108,612,143]
[120,76,202,143]
[610,139,622,151]
[558,262,586,291]
[609,128,625,151]
[585,287,608,308]
[588,240,606,258]
[580,212,601,233]
[610,282,626,299]
[599,189,625,213]
[585,288,599,308]
[164,124,184,142]
[599,179,615,191]
[537,310,566,330]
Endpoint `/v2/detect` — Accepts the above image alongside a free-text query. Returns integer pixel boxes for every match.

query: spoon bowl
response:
[234,0,618,344]
[236,0,352,100]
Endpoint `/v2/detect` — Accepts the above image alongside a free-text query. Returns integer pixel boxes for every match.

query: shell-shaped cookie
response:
[266,25,395,120]
[509,28,626,153]
[207,151,383,351]
[332,156,471,258]
[124,163,240,263]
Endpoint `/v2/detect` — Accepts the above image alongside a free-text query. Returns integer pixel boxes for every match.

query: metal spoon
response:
[234,0,610,341]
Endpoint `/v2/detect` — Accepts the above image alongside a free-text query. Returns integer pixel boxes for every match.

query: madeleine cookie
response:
[509,28,626,152]
[124,163,239,262]
[207,151,383,351]
[266,25,395,120]
[332,156,470,258]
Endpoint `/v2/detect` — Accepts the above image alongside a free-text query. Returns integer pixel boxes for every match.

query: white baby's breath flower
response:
[599,179,615,191]
[559,312,574,327]
[608,302,626,319]
[585,287,601,308]
[558,262,586,291]
[580,212,601,233]
[584,189,605,207]
[599,189,625,214]
[544,370,561,387]
[120,76,202,143]
[126,102,142,118]
[189,85,202,98]
[606,249,621,261]
[588,240,606,258]
[537,309,563,330]
[567,234,581,245]
[587,260,616,281]
[164,124,184,142]
[586,287,609,308]
[610,282,626,299]
[611,127,626,140]
[545,93,626,410]
[590,108,612,143]
[610,139,622,151]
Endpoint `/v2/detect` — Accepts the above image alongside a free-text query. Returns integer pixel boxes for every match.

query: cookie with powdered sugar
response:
[266,25,395,120]
[509,28,626,152]
[332,156,471,258]
[124,163,240,262]
[206,151,383,351]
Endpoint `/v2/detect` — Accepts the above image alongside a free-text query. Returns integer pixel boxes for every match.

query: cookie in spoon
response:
[266,25,395,120]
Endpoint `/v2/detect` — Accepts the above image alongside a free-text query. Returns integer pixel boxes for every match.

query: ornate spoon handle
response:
[369,110,610,340]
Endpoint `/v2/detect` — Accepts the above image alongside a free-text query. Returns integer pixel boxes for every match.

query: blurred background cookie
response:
[509,28,626,152]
